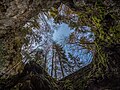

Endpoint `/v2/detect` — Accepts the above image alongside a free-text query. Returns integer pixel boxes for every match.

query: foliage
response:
[50,0,120,75]
[0,1,120,90]
[63,80,73,90]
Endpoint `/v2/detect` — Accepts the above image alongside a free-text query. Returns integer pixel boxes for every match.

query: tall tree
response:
[0,0,120,90]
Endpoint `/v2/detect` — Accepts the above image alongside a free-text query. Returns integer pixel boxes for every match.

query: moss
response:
[46,75,59,90]
[64,80,73,90]
[59,79,74,90]
[74,78,87,90]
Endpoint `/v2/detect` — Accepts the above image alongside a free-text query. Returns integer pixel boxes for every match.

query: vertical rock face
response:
[0,61,59,90]
[0,0,60,30]
[18,61,58,90]
[0,0,120,90]
[0,0,60,73]
[59,0,120,89]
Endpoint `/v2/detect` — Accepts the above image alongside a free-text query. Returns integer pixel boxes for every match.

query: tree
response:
[50,42,70,79]
[52,42,66,78]
[0,0,120,90]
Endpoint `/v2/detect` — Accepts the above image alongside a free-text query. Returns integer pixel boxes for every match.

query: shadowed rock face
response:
[0,0,120,90]
[0,0,61,73]
[0,61,59,90]
[19,75,53,90]
[0,0,61,30]
[18,62,58,90]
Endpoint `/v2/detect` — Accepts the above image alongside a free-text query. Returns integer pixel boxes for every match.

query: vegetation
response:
[0,0,120,90]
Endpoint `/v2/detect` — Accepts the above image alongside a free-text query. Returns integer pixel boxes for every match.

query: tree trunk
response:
[0,0,120,90]
[59,56,65,78]
[51,49,54,77]
[54,53,57,79]
[43,52,47,69]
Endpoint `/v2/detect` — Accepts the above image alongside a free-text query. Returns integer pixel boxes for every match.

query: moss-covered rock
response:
[0,61,59,90]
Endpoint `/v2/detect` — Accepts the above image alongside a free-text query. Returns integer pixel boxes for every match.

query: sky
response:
[51,21,92,66]
[43,17,93,76]
[47,18,73,43]
[52,23,73,42]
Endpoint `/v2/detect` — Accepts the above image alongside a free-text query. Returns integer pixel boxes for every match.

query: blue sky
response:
[53,23,72,42]
[46,18,93,72]
[51,22,92,66]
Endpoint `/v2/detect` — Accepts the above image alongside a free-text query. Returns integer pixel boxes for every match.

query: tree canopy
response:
[0,0,120,90]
